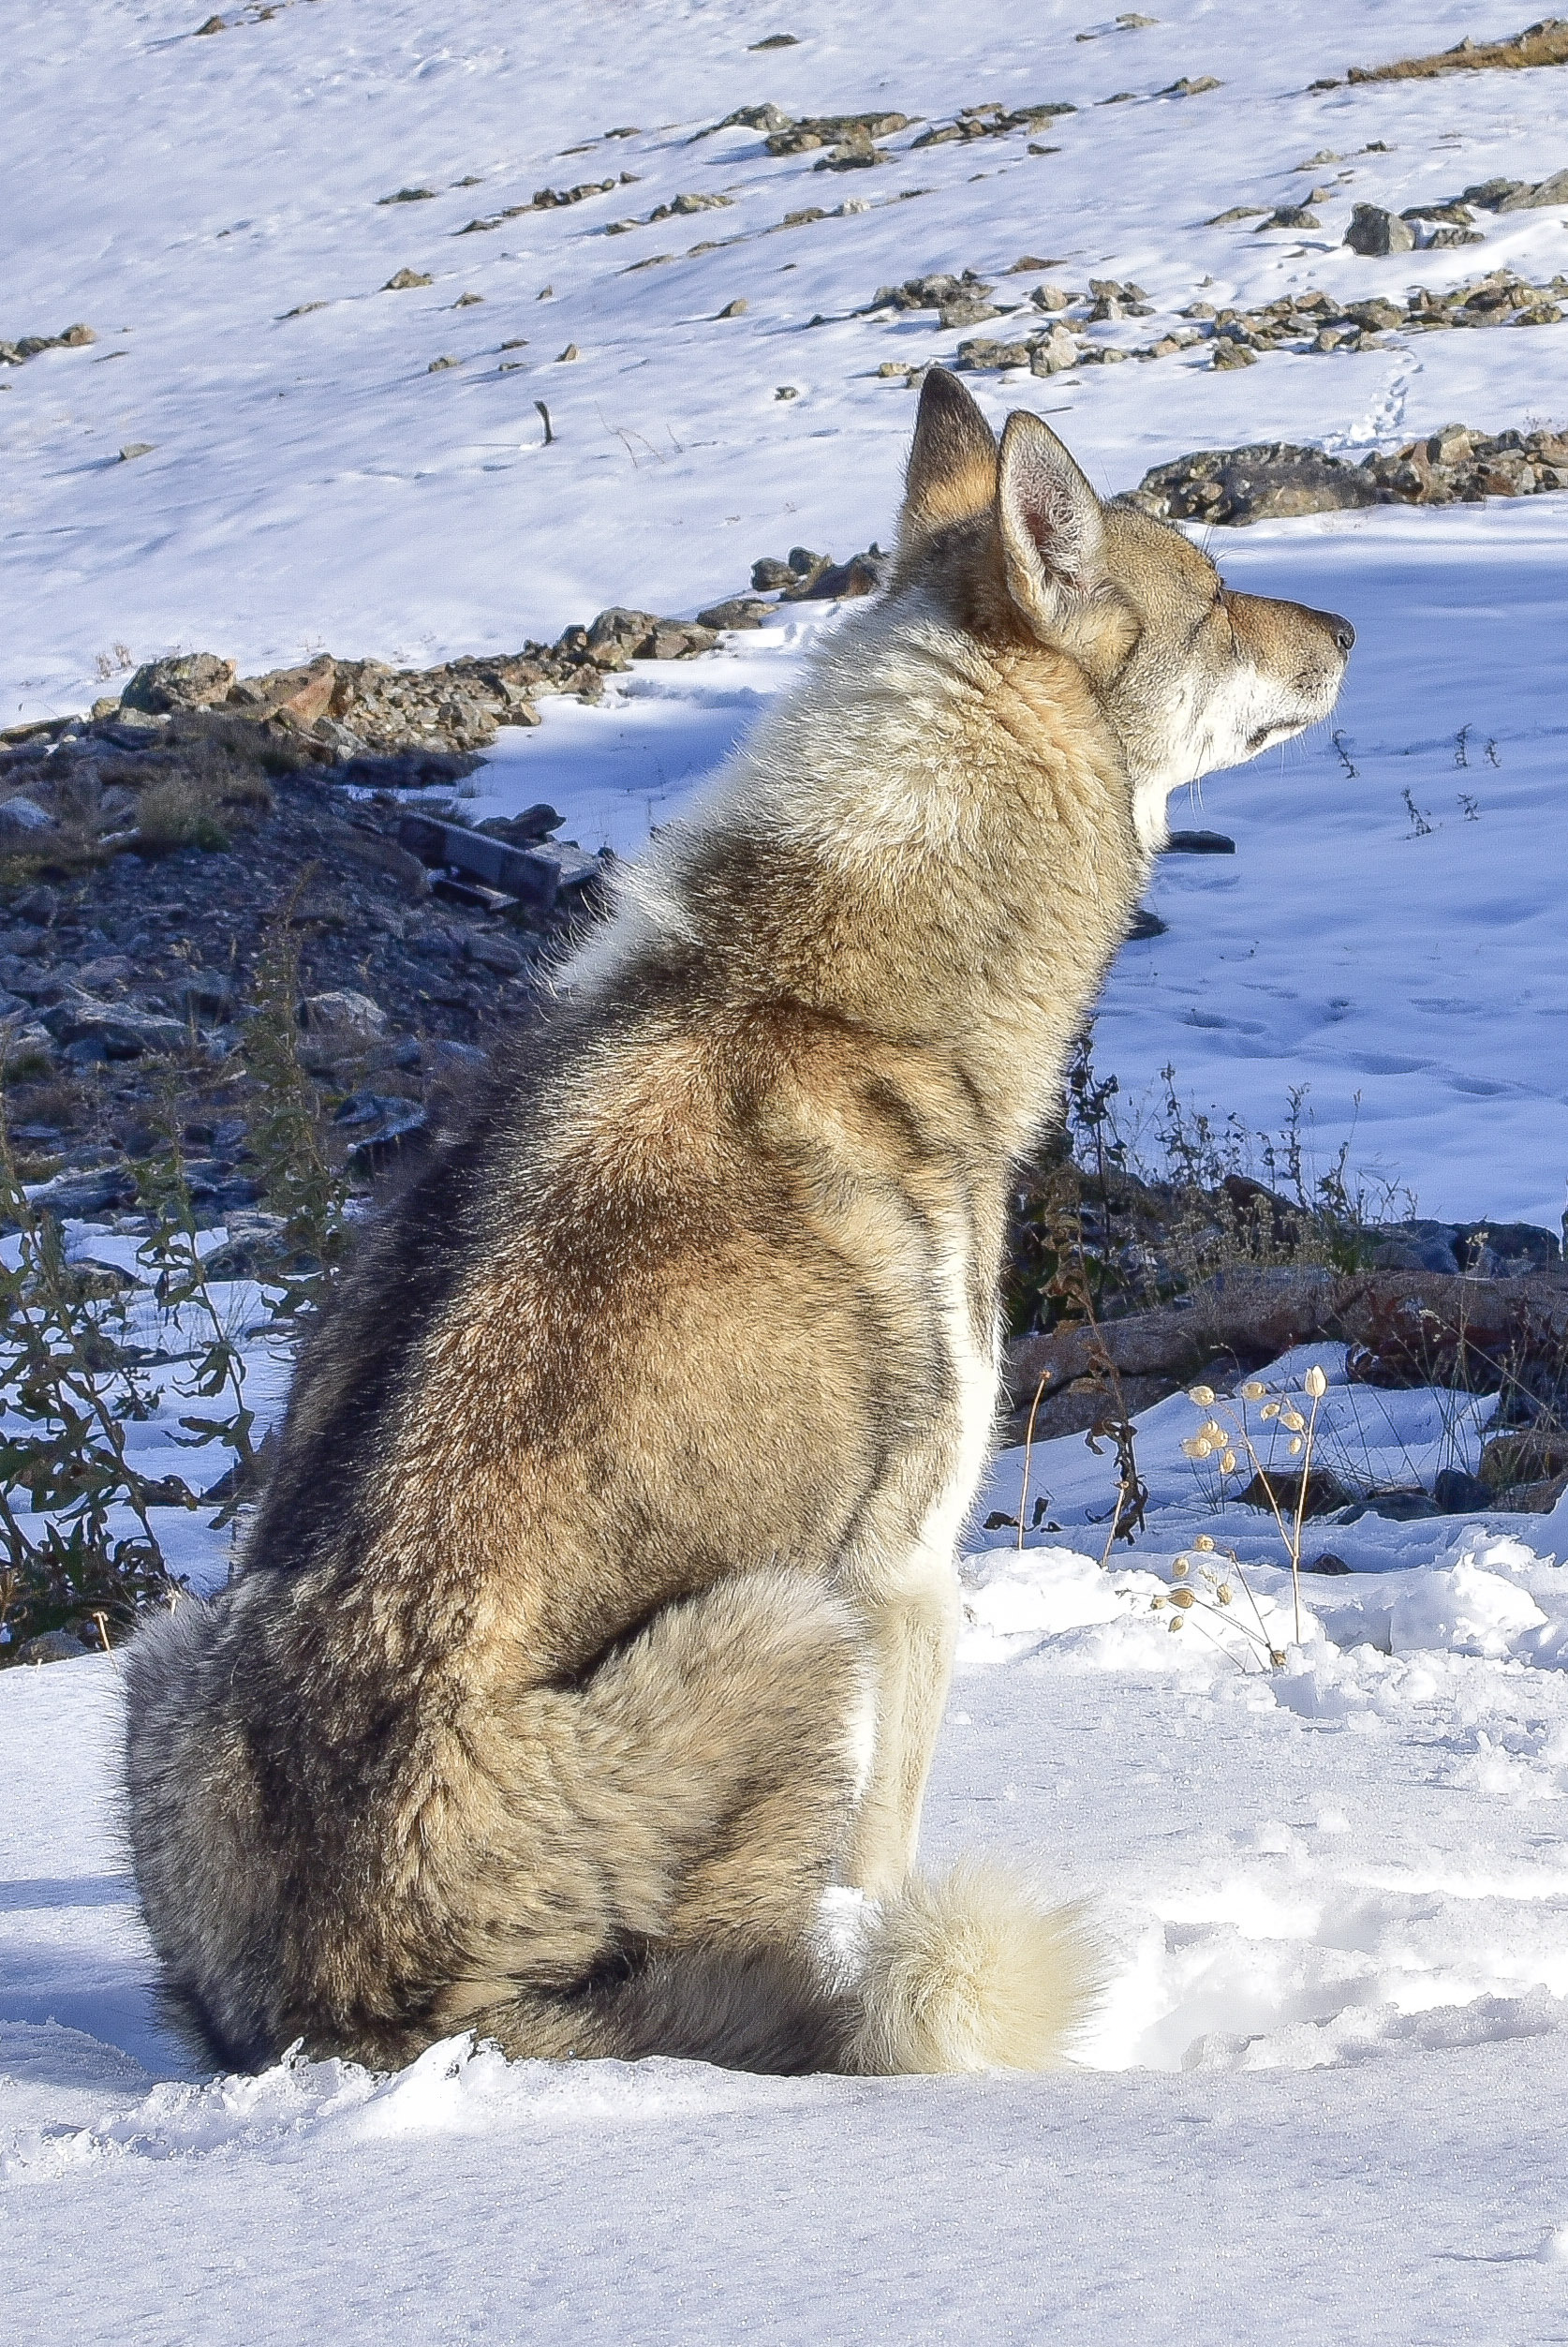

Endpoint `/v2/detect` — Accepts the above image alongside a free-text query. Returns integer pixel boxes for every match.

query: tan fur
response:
[124,373,1350,2078]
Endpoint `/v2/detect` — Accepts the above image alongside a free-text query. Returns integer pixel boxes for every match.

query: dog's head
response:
[894,369,1354,847]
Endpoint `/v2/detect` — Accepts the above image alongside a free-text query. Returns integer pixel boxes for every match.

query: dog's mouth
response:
[1245,716,1308,754]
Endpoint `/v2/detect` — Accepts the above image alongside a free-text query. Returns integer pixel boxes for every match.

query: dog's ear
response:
[897,368,998,557]
[995,410,1104,638]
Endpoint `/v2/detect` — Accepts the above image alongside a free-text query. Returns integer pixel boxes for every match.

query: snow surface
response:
[7,3,1568,2339]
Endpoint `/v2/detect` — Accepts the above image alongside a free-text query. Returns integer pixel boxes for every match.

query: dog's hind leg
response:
[433,1567,875,2071]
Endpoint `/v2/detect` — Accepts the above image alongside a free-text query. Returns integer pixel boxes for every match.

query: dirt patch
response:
[1347,18,1568,83]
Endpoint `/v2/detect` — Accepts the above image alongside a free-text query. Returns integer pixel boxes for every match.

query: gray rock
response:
[466,931,527,976]
[1434,1467,1492,1513]
[42,998,190,1059]
[16,1628,92,1665]
[297,989,388,1043]
[1344,204,1415,256]
[0,795,55,839]
[695,597,772,630]
[120,653,238,716]
[22,1164,138,1217]
[1030,324,1079,374]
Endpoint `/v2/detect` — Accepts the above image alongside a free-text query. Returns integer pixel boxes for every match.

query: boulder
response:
[1344,204,1415,256]
[121,652,237,714]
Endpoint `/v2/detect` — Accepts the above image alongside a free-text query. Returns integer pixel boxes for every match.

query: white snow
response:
[7,2,1568,2338]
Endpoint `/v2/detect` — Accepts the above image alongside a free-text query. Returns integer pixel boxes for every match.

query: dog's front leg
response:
[848,1548,962,1897]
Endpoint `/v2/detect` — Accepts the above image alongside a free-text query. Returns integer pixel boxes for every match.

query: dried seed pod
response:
[1169,1614,1184,1633]
[1288,1434,1304,1456]
[1242,1380,1267,1400]
[1304,1365,1329,1399]
[1182,1437,1213,1460]
[1261,1402,1280,1421]
[1220,1449,1238,1475]
[1170,1587,1196,1610]
[1173,1555,1190,1578]
[1217,1584,1233,1604]
[1282,1409,1306,1432]
[1151,1594,1167,1610]
[1187,1385,1216,1406]
[1270,1648,1287,1667]
[1194,1535,1216,1552]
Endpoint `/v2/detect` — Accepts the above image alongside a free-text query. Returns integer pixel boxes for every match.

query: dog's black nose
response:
[1328,614,1355,654]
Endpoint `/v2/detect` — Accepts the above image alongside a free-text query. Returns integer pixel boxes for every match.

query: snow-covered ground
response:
[7,4,1568,2340]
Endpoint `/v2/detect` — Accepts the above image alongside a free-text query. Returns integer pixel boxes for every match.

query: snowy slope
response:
[8,7,1568,2341]
[6,0,1568,1215]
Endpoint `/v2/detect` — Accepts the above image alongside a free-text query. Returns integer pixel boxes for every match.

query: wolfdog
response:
[124,372,1352,2076]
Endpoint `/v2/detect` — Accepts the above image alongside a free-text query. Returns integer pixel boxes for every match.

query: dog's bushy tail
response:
[476,1864,1097,2078]
[845,1864,1100,2074]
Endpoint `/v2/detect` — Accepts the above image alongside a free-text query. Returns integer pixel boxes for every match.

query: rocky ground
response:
[0,546,890,1232]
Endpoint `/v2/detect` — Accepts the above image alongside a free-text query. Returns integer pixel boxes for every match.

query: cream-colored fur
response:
[850,1865,1102,2073]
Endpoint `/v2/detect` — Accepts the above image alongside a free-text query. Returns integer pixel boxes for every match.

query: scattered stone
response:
[717,298,748,318]
[695,597,773,629]
[1344,203,1415,255]
[1239,1465,1353,1518]
[705,102,794,136]
[428,355,461,371]
[1434,1467,1492,1513]
[0,796,57,841]
[911,101,1075,149]
[1303,1552,1352,1575]
[382,269,435,290]
[16,1629,93,1665]
[119,444,155,461]
[1259,205,1320,230]
[765,112,910,155]
[298,989,388,1044]
[1211,339,1258,368]
[556,343,580,362]
[1163,75,1221,95]
[775,382,800,398]
[0,323,99,367]
[122,654,237,715]
[379,187,437,204]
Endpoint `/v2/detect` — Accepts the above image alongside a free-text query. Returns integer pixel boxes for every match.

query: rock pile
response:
[910,100,1075,148]
[1132,423,1568,525]
[883,263,1567,377]
[0,322,96,367]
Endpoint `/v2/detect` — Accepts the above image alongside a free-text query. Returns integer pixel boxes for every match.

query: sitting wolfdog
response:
[125,372,1352,2076]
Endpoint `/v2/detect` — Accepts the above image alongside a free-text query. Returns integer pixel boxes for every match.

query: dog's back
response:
[126,374,1350,2075]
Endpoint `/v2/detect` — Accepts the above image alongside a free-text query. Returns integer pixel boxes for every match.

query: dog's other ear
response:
[897,368,998,559]
[995,409,1105,638]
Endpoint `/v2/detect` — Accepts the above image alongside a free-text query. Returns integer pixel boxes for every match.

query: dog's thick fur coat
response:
[125,375,1351,2076]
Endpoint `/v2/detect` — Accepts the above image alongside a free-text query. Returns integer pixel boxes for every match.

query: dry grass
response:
[1349,19,1568,82]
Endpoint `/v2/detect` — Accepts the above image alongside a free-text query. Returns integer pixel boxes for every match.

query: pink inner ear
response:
[1013,464,1087,587]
